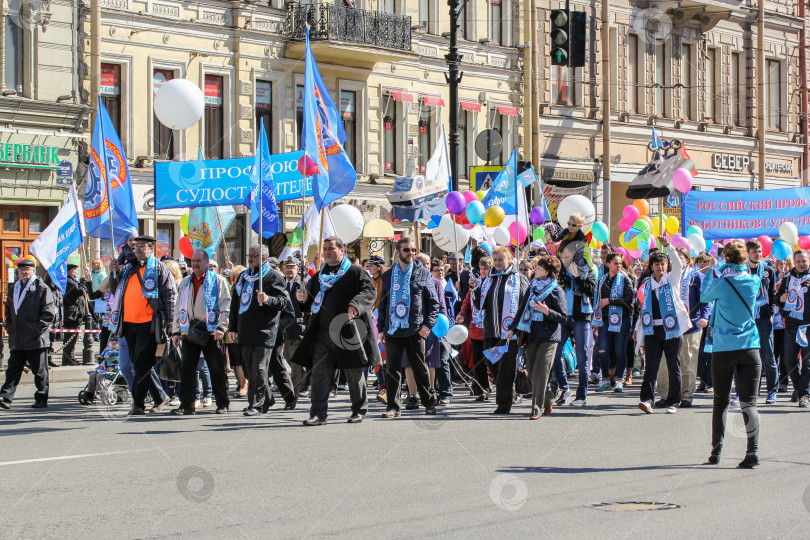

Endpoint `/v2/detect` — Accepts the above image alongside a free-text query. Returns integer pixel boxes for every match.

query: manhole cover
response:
[588,501,682,512]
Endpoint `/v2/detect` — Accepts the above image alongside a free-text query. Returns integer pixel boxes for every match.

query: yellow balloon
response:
[180,213,189,235]
[619,232,638,251]
[665,216,679,235]
[475,190,487,201]
[484,205,505,228]
[650,214,666,236]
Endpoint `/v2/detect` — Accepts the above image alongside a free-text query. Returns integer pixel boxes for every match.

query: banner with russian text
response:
[682,186,810,240]
[154,151,312,210]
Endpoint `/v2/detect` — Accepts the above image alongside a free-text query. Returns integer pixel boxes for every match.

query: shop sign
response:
[540,168,597,183]
[55,160,73,184]
[0,143,62,170]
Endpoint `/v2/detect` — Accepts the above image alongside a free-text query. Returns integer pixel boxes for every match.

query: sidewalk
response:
[1,337,103,384]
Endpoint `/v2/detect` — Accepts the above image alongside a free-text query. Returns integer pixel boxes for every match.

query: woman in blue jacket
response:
[700,240,761,468]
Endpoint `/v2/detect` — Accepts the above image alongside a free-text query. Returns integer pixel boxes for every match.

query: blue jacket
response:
[700,263,761,352]
[377,261,440,337]
[685,270,712,335]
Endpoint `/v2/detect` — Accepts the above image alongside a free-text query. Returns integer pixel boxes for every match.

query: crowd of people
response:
[1,211,809,469]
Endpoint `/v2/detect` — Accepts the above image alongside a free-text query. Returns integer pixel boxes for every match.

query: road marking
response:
[0,450,142,467]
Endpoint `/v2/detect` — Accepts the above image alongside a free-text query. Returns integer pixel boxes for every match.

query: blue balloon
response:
[480,242,492,255]
[772,239,793,261]
[432,314,450,338]
[465,200,486,224]
[685,225,703,238]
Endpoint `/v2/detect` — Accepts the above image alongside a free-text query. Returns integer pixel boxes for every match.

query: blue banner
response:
[154,150,312,210]
[682,187,810,240]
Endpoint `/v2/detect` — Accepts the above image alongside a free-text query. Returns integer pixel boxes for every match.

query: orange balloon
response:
[633,199,650,216]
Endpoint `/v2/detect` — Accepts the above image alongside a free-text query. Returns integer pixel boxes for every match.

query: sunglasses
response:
[568,223,581,228]
[400,247,416,253]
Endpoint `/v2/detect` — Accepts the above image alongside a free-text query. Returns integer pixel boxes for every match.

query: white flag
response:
[425,125,452,191]
[279,202,336,261]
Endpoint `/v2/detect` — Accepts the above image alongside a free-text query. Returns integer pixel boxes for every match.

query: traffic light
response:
[550,9,569,66]
[569,11,587,68]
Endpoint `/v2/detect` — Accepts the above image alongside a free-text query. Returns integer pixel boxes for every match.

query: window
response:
[156,223,173,259]
[459,1,468,39]
[4,15,23,91]
[655,43,667,116]
[706,48,718,123]
[3,211,19,233]
[100,63,122,144]
[490,0,502,45]
[340,90,357,167]
[458,109,468,180]
[218,215,245,269]
[382,0,394,14]
[418,103,432,174]
[256,80,272,146]
[552,66,575,106]
[153,69,175,159]
[766,59,782,129]
[419,0,429,31]
[682,43,694,120]
[382,94,397,173]
[489,109,503,165]
[730,52,743,126]
[628,34,640,113]
[295,84,305,148]
[204,75,224,159]
[27,210,45,234]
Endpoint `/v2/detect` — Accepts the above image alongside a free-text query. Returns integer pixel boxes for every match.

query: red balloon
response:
[799,236,810,250]
[757,235,773,257]
[297,154,319,177]
[179,236,194,259]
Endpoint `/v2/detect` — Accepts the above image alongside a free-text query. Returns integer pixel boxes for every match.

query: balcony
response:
[284,2,412,57]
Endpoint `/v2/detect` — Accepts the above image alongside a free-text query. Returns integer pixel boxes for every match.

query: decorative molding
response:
[240,129,253,144]
[240,81,252,95]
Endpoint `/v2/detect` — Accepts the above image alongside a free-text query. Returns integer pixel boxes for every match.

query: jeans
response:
[712,348,761,457]
[640,327,682,406]
[552,320,592,400]
[756,318,778,394]
[434,344,453,400]
[597,319,630,382]
[783,326,810,398]
[195,357,212,400]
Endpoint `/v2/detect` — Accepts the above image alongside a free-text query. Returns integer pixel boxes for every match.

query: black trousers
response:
[697,328,713,388]
[782,326,810,398]
[122,322,158,408]
[712,348,761,456]
[483,338,519,411]
[62,325,94,365]
[179,336,230,410]
[470,338,489,396]
[640,327,682,405]
[384,334,434,412]
[270,342,297,404]
[242,345,273,411]
[0,348,48,404]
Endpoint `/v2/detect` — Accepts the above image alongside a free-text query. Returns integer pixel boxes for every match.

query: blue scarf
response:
[483,343,510,364]
[641,276,680,339]
[785,272,810,320]
[517,278,557,332]
[141,255,159,300]
[481,267,520,339]
[312,256,351,314]
[680,266,692,311]
[179,270,219,332]
[388,261,414,333]
[563,265,592,316]
[747,262,768,318]
[237,260,271,314]
[593,272,625,332]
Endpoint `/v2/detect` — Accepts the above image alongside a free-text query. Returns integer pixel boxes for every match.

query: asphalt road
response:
[1,376,809,539]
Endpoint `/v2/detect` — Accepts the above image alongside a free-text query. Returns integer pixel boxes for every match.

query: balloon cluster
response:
[445,190,526,248]
[617,200,663,259]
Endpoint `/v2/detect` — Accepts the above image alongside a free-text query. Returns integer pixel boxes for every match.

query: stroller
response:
[78,356,130,406]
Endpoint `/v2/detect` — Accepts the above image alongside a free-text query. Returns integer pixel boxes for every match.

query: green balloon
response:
[633,218,651,232]
[533,226,546,242]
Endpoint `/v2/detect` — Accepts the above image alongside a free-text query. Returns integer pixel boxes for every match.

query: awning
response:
[391,91,414,103]
[363,218,395,239]
[422,96,445,107]
[460,100,481,112]
[498,105,518,116]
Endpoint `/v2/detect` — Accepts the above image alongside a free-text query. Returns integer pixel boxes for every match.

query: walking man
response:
[61,264,93,366]
[279,257,308,399]
[0,259,56,409]
[171,249,232,415]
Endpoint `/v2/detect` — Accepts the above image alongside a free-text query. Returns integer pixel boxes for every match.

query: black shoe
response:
[215,407,228,414]
[243,408,262,417]
[0,399,10,410]
[475,393,489,402]
[680,400,693,408]
[778,385,788,393]
[129,406,146,415]
[405,395,419,410]
[706,454,720,465]
[82,361,94,366]
[738,454,759,469]
[654,399,668,408]
[424,407,437,415]
[695,382,707,393]
[62,360,79,367]
[48,361,59,368]
[493,407,510,414]
[31,401,47,409]
[284,400,297,411]
[170,408,195,416]
[261,396,276,414]
[791,390,799,403]
[303,416,326,426]
[347,413,364,423]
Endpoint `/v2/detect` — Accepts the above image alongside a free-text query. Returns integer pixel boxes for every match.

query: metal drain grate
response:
[588,501,683,512]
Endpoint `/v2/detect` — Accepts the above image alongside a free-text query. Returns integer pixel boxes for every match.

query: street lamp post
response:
[446,0,462,192]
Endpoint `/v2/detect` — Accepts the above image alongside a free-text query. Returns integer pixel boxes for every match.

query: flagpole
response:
[414,221,420,253]
[259,159,264,295]
[318,208,325,268]
[97,97,117,255]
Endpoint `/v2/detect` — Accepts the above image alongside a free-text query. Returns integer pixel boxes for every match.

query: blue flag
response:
[464,246,472,264]
[249,123,280,238]
[651,126,663,149]
[30,184,85,294]
[481,149,522,215]
[483,344,510,364]
[518,166,539,188]
[83,97,138,247]
[303,27,357,211]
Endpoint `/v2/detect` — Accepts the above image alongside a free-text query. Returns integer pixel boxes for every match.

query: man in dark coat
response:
[61,264,94,366]
[228,244,289,417]
[0,259,56,409]
[279,256,308,400]
[377,237,440,417]
[293,236,380,425]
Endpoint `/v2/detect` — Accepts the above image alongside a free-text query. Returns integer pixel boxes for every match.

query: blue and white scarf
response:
[471,286,484,326]
[179,270,219,332]
[784,272,810,320]
[388,261,414,333]
[517,278,557,332]
[109,256,159,333]
[641,276,680,339]
[748,262,768,319]
[141,255,159,300]
[680,266,693,312]
[481,267,520,339]
[312,255,351,314]
[563,265,592,316]
[593,272,625,332]
[236,260,271,315]
[483,343,510,364]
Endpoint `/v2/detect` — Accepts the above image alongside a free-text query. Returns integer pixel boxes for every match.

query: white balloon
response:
[433,214,470,252]
[445,324,469,346]
[493,226,511,246]
[154,79,205,130]
[556,195,596,228]
[330,204,364,244]
[779,221,799,246]
[687,233,706,253]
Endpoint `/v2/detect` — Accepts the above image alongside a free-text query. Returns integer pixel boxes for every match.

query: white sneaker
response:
[202,397,212,408]
[169,396,180,406]
[570,399,587,406]
[666,405,678,414]
[194,399,201,409]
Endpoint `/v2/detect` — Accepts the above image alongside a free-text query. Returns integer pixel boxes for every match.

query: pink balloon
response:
[673,168,693,193]
[618,218,632,232]
[462,222,475,230]
[462,191,478,204]
[616,247,629,258]
[649,236,657,250]
[630,249,642,259]
[758,235,773,257]
[799,236,810,250]
[509,221,528,245]
[623,205,640,222]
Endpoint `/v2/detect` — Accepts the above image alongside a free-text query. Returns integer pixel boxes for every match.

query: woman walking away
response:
[701,240,762,468]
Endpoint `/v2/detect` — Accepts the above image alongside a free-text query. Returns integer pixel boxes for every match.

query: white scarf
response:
[13,276,37,314]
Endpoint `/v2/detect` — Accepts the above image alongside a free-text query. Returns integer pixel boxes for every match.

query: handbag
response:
[514,347,532,395]
[157,342,182,382]
[186,319,210,347]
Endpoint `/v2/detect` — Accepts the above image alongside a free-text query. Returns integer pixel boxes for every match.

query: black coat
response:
[475,267,530,339]
[283,279,307,341]
[5,277,56,351]
[377,262,440,337]
[291,263,381,370]
[62,278,89,328]
[228,267,288,347]
[508,285,568,342]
